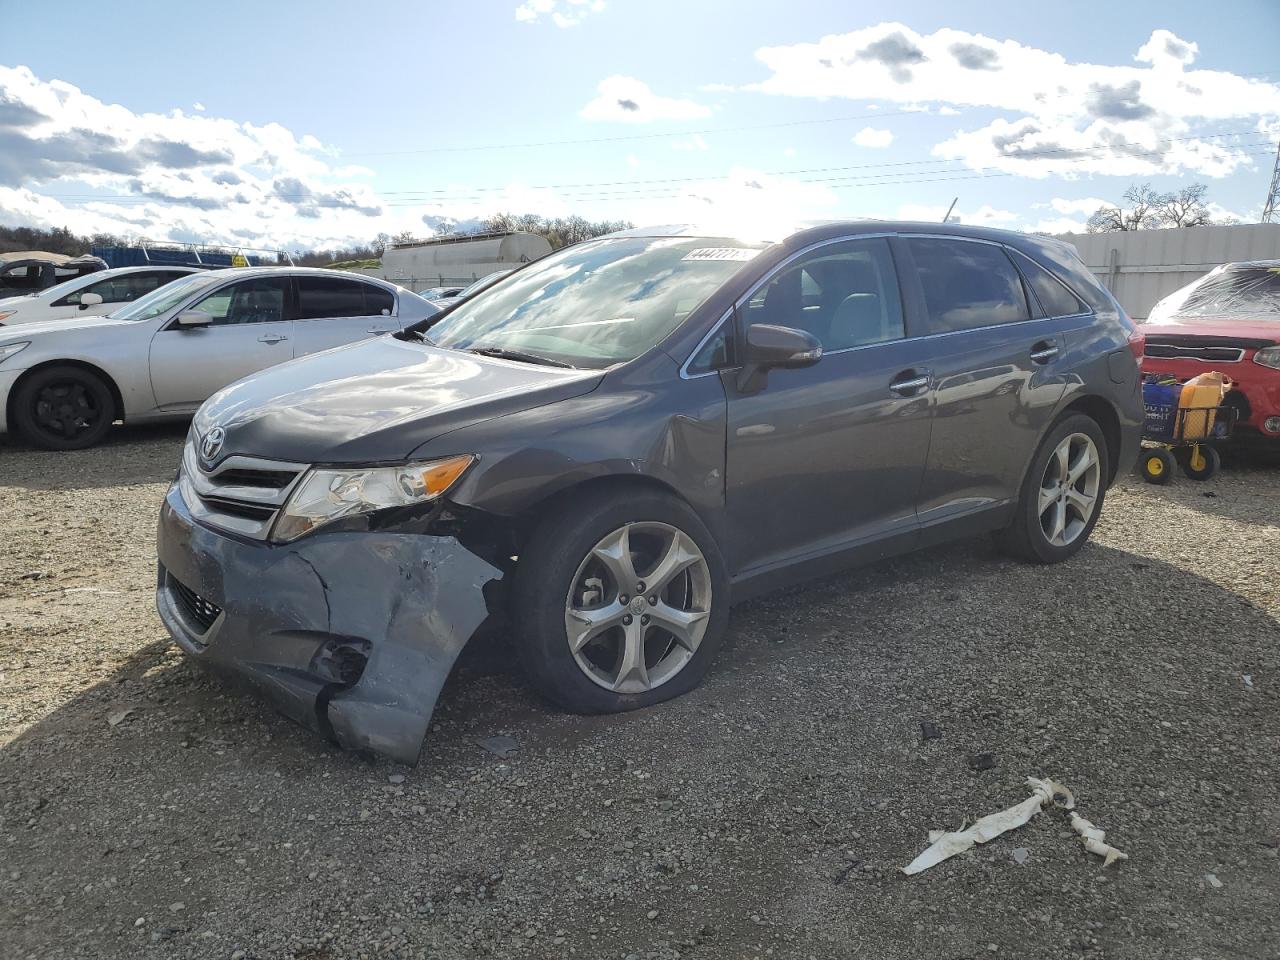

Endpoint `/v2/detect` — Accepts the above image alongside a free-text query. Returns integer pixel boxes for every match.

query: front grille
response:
[179,439,308,540]
[1144,343,1245,363]
[170,577,222,632]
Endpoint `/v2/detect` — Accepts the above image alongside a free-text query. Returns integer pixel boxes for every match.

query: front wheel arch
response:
[9,359,126,431]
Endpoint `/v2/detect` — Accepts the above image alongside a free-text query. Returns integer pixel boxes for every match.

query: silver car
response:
[0,267,439,449]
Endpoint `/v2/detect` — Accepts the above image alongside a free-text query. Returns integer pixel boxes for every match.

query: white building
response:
[360,232,553,293]
[1053,223,1280,319]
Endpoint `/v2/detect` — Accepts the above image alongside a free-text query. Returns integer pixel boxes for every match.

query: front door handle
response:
[1030,340,1059,365]
[258,334,288,344]
[889,370,931,397]
[367,327,392,334]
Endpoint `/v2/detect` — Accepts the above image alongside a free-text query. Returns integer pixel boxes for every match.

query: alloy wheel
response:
[1038,432,1101,548]
[564,521,712,693]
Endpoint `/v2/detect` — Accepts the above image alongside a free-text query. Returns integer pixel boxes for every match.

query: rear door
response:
[896,235,1075,529]
[148,275,295,411]
[722,236,932,575]
[290,276,401,357]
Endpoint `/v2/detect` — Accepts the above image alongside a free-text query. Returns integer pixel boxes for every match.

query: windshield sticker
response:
[682,248,759,263]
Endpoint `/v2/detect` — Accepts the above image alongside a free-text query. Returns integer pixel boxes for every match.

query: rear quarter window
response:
[1008,248,1089,318]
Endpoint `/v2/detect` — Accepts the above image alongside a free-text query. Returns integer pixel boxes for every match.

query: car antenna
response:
[942,197,958,223]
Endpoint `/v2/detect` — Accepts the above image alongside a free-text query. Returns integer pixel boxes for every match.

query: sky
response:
[1,0,1279,252]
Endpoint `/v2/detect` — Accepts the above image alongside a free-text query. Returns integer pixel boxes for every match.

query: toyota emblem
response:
[200,426,226,464]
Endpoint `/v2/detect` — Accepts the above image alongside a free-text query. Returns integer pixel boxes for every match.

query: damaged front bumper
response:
[154,484,502,763]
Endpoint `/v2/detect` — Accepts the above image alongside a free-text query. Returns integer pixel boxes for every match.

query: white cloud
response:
[852,126,894,148]
[0,65,578,250]
[633,166,839,238]
[783,147,797,157]
[192,102,206,112]
[515,0,603,27]
[581,75,712,124]
[627,154,641,168]
[1049,196,1110,216]
[744,23,1280,178]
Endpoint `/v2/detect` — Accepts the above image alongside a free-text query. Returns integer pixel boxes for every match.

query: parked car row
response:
[0,265,203,326]
[0,268,438,449]
[142,221,1145,763]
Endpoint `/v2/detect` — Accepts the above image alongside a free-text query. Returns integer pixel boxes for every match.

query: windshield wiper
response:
[465,345,573,368]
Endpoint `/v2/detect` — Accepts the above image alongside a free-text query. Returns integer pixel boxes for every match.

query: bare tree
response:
[1087,183,1165,233]
[1158,183,1212,227]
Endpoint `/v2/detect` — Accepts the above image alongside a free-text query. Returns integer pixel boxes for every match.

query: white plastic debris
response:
[901,777,1073,875]
[1069,811,1129,867]
[1242,674,1254,690]
[1205,873,1223,889]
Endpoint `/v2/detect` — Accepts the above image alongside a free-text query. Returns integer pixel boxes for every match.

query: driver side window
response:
[191,277,291,326]
[744,238,905,351]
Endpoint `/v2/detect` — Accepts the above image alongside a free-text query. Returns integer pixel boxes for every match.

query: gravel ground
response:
[1,426,1278,960]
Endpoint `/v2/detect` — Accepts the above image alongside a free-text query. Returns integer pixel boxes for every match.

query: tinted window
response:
[62,271,174,306]
[745,238,904,350]
[907,237,1031,333]
[1009,248,1087,318]
[297,276,370,319]
[365,284,394,315]
[191,277,290,326]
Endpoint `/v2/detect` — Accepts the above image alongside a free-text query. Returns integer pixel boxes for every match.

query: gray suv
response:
[155,222,1143,762]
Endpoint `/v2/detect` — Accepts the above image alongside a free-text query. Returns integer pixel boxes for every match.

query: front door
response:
[148,276,295,411]
[896,236,1073,527]
[289,276,402,357]
[722,237,932,576]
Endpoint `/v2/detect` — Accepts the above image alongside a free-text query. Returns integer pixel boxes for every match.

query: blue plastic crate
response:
[1142,382,1182,441]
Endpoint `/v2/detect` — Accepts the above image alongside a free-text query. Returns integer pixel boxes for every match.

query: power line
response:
[42,136,1276,209]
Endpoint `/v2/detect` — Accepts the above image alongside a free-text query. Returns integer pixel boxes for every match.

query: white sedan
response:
[0,267,439,449]
[0,265,203,326]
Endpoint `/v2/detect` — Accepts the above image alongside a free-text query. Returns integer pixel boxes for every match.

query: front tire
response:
[512,486,729,714]
[12,365,117,450]
[996,413,1109,564]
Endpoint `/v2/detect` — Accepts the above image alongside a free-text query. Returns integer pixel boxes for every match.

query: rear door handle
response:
[258,334,288,344]
[889,370,931,397]
[1030,340,1059,365]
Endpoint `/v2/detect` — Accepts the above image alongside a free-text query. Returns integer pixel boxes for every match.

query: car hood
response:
[195,335,605,464]
[0,314,132,341]
[1142,319,1280,348]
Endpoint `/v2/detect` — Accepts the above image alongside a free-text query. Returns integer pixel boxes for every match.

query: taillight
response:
[1127,329,1146,361]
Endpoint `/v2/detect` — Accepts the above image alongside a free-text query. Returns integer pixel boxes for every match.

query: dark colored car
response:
[1140,260,1280,445]
[155,222,1144,762]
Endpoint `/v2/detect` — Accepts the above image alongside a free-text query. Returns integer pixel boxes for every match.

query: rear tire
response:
[12,365,116,451]
[512,486,729,715]
[1140,448,1176,485]
[1181,445,1220,481]
[996,413,1109,564]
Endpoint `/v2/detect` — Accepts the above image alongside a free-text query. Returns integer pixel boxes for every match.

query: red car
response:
[1140,259,1280,446]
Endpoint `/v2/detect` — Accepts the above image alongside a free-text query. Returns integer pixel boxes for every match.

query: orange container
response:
[1177,371,1230,440]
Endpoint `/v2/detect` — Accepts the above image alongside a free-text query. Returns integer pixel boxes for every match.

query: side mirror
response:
[79,292,103,309]
[175,309,212,329]
[737,323,822,392]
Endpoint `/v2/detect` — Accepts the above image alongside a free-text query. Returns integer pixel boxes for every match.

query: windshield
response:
[1150,262,1280,324]
[459,271,511,298]
[36,273,97,301]
[110,272,223,321]
[422,237,766,368]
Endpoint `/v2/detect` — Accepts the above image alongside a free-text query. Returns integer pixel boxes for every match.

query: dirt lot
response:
[1,426,1278,960]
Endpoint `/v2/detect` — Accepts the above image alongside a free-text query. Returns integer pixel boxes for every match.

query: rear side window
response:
[1009,248,1087,318]
[906,237,1031,333]
[296,276,372,319]
[365,284,394,315]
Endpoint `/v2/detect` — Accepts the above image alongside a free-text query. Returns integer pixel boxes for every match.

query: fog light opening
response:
[309,638,371,687]
[1264,416,1280,435]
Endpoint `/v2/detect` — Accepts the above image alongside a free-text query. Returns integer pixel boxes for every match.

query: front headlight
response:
[0,341,30,364]
[1253,346,1280,370]
[271,454,475,543]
